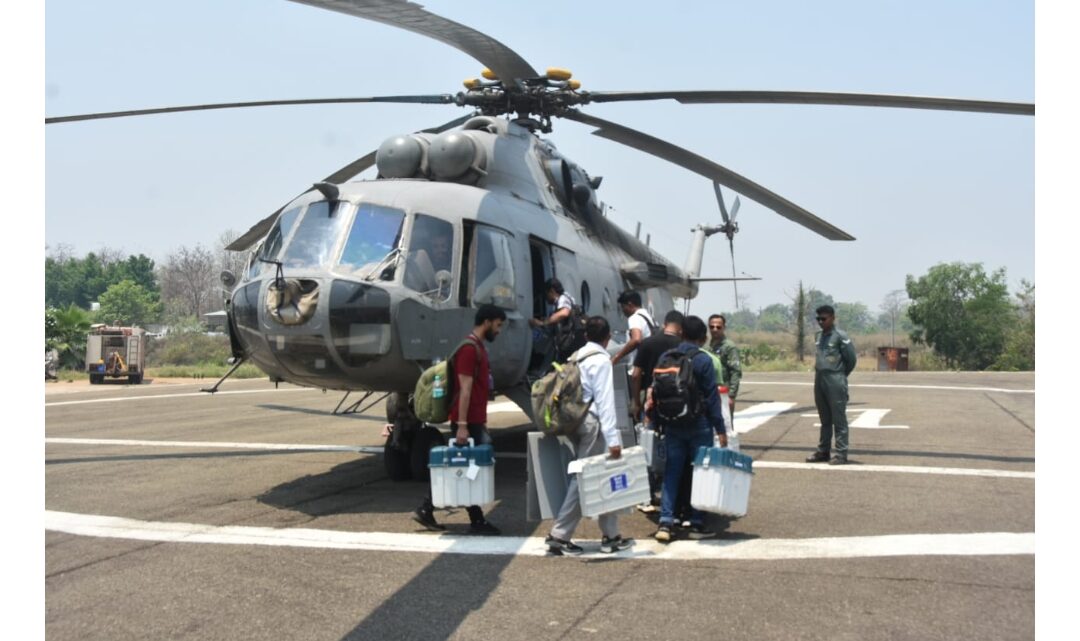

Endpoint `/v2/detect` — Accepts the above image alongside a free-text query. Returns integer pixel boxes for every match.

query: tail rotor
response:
[713,182,743,308]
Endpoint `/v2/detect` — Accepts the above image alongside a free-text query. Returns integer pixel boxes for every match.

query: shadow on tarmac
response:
[256,403,382,421]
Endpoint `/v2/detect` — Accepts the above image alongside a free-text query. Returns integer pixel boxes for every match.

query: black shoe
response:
[412,506,445,531]
[468,520,501,536]
[654,525,674,543]
[545,535,585,556]
[686,525,717,540]
[829,454,848,466]
[599,535,635,554]
[805,451,831,463]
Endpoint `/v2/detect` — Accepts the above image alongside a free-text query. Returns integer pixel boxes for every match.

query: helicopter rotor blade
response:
[713,182,730,224]
[225,113,473,252]
[730,196,741,223]
[288,0,539,89]
[563,110,856,241]
[45,95,456,125]
[729,236,740,309]
[585,90,1034,116]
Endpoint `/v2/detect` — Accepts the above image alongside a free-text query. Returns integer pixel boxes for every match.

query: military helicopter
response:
[46,0,1033,480]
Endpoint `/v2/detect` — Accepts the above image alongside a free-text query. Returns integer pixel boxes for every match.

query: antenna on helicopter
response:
[713,182,742,309]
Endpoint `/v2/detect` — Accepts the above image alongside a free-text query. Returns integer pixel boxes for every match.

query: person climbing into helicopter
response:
[529,277,576,363]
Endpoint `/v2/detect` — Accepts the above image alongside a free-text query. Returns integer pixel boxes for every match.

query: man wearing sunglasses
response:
[807,305,858,465]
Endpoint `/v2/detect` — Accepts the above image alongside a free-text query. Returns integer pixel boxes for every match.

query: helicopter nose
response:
[266,278,320,326]
[327,280,393,366]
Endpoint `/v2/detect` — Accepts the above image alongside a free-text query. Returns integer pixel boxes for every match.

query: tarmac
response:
[44,371,1035,641]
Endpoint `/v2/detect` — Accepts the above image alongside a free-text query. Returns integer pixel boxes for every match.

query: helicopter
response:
[45,0,1033,481]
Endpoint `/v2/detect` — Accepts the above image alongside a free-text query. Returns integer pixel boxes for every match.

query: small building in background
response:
[202,310,228,334]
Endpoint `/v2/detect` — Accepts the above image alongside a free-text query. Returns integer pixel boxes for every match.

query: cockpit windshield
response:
[281,201,351,269]
[338,203,406,278]
[248,205,302,278]
[404,214,455,298]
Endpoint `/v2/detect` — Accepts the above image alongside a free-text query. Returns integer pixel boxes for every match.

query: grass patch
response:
[147,363,267,379]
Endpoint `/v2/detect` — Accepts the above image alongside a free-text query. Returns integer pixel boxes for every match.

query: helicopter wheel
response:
[410,425,447,482]
[384,434,413,481]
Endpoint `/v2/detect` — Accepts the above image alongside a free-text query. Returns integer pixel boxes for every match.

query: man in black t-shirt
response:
[629,310,684,423]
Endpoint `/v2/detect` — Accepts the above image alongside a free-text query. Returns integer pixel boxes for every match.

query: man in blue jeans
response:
[648,315,727,542]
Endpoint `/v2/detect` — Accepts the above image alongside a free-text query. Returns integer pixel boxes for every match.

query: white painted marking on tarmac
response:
[44,510,1034,560]
[800,408,908,429]
[487,400,525,414]
[732,402,796,433]
[45,387,312,407]
[745,381,1034,394]
[753,461,1034,479]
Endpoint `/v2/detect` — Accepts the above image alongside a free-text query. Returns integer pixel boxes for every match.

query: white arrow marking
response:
[44,510,1034,560]
[733,402,796,433]
[801,408,908,429]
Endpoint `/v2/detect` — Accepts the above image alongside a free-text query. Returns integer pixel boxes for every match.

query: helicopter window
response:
[404,214,454,297]
[339,203,406,277]
[580,281,591,313]
[281,201,351,269]
[471,226,516,309]
[250,205,302,277]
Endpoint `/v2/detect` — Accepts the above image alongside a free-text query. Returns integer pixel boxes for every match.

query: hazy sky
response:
[44,0,1034,314]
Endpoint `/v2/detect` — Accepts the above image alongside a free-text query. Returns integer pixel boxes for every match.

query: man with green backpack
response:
[536,316,635,555]
[412,305,506,534]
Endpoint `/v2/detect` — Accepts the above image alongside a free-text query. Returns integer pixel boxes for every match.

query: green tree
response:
[835,302,873,333]
[905,262,1013,369]
[111,254,159,295]
[992,280,1034,371]
[758,303,793,332]
[45,304,92,369]
[97,280,163,327]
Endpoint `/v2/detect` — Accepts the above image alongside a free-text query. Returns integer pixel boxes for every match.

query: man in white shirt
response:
[611,290,655,366]
[546,316,635,555]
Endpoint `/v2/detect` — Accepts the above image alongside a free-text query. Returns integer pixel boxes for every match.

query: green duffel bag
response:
[530,349,606,436]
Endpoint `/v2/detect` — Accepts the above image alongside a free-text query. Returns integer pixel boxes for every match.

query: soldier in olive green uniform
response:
[707,315,742,421]
[806,305,857,465]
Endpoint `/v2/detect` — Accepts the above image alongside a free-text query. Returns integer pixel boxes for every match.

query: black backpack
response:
[651,347,703,423]
[554,303,588,361]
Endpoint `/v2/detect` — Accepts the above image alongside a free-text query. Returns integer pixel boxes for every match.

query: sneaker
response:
[654,525,674,543]
[599,535,635,554]
[805,451,830,463]
[545,535,585,556]
[686,525,717,540]
[412,506,445,531]
[680,520,692,529]
[636,503,658,514]
[468,520,501,536]
[828,454,848,466]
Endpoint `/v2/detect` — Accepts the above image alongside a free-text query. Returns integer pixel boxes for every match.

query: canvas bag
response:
[413,337,476,423]
[530,349,605,436]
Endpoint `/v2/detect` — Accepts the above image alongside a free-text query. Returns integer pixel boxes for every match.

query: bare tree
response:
[94,245,126,269]
[880,289,908,347]
[216,229,249,280]
[159,244,217,318]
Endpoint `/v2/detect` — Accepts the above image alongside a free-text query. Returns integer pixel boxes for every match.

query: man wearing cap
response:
[806,305,857,465]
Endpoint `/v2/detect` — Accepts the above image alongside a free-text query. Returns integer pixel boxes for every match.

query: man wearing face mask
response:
[413,304,506,534]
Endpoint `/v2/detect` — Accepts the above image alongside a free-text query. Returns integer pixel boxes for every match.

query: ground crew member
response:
[546,316,635,555]
[413,305,506,534]
[806,305,857,465]
[708,314,741,422]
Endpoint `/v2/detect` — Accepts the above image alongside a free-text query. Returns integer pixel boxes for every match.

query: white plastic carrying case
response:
[575,445,652,518]
[690,445,753,517]
[428,438,495,508]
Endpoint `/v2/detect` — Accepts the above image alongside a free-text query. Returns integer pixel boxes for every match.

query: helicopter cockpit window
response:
[338,203,406,279]
[280,201,351,269]
[404,214,455,298]
[250,205,302,278]
[471,226,516,309]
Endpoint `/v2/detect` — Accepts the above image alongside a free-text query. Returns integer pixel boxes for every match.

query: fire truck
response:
[86,324,147,384]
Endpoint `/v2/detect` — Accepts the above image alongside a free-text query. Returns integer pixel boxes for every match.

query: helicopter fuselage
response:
[226,116,693,398]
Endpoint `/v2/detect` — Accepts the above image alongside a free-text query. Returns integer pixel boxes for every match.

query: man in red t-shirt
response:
[413,304,507,534]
